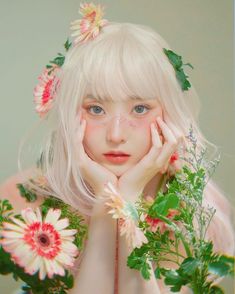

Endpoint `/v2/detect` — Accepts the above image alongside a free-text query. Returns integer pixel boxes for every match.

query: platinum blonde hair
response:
[19,22,234,257]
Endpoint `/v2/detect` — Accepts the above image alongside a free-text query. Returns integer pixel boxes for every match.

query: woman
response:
[0,3,234,293]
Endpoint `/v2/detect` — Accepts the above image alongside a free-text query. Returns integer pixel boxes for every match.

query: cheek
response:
[133,119,152,153]
[83,122,100,146]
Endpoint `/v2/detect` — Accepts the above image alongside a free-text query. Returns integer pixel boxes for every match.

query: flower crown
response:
[33,2,193,118]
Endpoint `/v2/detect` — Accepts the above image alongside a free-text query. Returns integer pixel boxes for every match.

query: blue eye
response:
[133,105,150,114]
[88,105,104,115]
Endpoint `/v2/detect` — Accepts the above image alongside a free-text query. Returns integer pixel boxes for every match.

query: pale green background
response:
[0,0,234,293]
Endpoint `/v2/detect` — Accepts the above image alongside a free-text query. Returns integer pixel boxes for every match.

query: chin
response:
[104,164,131,177]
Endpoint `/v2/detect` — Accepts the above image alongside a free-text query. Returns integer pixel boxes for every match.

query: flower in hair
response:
[70,2,108,44]
[33,40,72,118]
[33,67,60,118]
[163,48,194,91]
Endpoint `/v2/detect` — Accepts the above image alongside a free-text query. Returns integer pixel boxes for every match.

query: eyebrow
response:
[84,95,151,101]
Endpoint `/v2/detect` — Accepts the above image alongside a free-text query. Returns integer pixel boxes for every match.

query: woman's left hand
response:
[117,114,184,203]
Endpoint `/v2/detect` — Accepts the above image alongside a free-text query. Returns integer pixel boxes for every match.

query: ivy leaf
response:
[163,48,183,69]
[16,183,37,202]
[176,69,191,91]
[64,38,72,51]
[163,48,193,91]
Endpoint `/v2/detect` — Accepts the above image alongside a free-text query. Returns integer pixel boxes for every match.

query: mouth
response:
[103,152,130,164]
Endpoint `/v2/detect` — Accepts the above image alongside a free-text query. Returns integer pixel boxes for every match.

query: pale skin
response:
[70,96,185,294]
[0,96,188,293]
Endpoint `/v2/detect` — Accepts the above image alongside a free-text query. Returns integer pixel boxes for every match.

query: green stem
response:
[151,247,185,259]
[155,214,192,257]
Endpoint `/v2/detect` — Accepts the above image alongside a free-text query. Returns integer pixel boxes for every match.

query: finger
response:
[164,112,184,144]
[156,117,177,145]
[156,142,178,170]
[150,123,162,148]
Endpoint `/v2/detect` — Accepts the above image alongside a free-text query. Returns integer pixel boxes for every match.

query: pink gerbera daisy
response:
[0,207,78,280]
[70,2,108,44]
[119,217,148,249]
[33,67,60,118]
[145,209,179,233]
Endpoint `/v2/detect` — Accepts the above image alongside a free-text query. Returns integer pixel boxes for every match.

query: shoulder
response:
[0,168,45,214]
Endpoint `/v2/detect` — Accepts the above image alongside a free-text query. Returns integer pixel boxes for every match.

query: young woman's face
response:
[81,95,163,177]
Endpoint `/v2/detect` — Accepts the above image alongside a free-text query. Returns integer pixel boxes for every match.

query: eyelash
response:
[86,104,151,115]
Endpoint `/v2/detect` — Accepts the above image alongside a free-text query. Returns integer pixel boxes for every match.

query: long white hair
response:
[19,22,234,257]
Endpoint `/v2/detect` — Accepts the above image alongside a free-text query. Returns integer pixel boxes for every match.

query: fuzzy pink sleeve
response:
[203,180,234,255]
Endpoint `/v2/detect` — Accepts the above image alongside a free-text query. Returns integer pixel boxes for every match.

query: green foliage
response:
[148,192,179,217]
[163,48,193,91]
[127,126,235,293]
[17,183,38,202]
[0,199,13,224]
[208,254,234,277]
[127,246,151,280]
[46,38,72,75]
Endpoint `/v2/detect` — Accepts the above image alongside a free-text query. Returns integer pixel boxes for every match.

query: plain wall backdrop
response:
[0,0,234,293]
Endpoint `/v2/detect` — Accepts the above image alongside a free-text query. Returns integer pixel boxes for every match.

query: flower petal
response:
[21,208,38,225]
[2,222,25,233]
[44,209,61,225]
[54,218,69,231]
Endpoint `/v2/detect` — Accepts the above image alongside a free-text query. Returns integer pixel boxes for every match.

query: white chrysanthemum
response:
[0,207,78,280]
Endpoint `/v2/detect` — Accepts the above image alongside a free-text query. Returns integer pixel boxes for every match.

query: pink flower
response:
[170,151,179,163]
[104,182,126,218]
[168,151,182,176]
[33,67,60,118]
[0,207,78,280]
[119,217,148,249]
[145,209,179,233]
[70,2,108,44]
[104,182,148,249]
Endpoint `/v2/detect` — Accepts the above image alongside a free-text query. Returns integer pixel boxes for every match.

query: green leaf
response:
[140,261,151,280]
[208,261,231,277]
[163,48,183,69]
[179,257,200,276]
[64,38,72,51]
[149,193,179,216]
[163,48,193,91]
[16,183,37,202]
[176,69,190,91]
[163,269,187,292]
[154,267,161,279]
[127,247,151,280]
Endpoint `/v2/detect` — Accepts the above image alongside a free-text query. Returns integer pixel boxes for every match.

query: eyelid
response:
[84,103,151,115]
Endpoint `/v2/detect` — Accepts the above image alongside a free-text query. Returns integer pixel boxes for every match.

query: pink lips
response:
[103,151,130,164]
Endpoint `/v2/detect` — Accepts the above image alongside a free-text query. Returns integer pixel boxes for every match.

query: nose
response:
[106,115,128,144]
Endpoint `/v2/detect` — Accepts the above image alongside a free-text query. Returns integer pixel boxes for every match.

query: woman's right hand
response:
[74,109,118,199]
